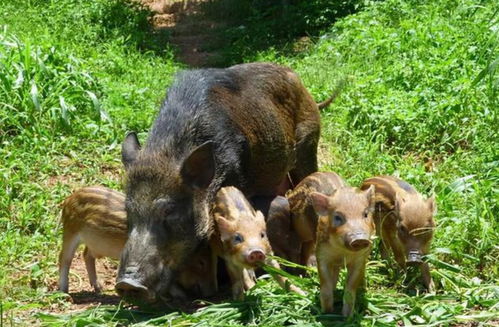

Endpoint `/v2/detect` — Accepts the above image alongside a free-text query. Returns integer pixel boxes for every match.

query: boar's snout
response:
[345,232,371,251]
[115,278,152,302]
[116,266,156,302]
[407,250,423,266]
[246,249,266,265]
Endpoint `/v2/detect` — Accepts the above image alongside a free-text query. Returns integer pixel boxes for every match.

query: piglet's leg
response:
[377,220,389,260]
[318,257,338,313]
[343,257,367,317]
[83,247,102,293]
[58,232,80,293]
[267,258,306,296]
[377,213,390,260]
[421,262,435,292]
[226,261,245,300]
[384,230,406,268]
[300,241,316,268]
[243,269,256,290]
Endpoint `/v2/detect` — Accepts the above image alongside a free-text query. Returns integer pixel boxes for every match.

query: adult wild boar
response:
[116,63,321,301]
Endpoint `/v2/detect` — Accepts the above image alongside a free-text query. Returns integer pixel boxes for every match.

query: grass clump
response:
[0,33,107,138]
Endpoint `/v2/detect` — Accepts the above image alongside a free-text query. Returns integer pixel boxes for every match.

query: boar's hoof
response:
[246,249,266,264]
[406,251,423,266]
[115,279,151,301]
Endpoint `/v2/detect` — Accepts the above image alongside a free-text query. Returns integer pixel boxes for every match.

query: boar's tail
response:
[317,77,349,110]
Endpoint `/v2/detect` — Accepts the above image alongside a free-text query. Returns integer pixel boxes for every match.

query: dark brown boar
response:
[266,172,346,267]
[311,185,376,316]
[360,176,436,291]
[58,186,216,298]
[210,186,305,300]
[117,62,320,301]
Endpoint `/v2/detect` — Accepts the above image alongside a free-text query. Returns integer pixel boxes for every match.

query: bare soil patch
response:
[45,252,121,315]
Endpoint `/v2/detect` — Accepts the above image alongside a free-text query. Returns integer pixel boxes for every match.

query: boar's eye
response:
[260,231,266,239]
[331,213,345,227]
[233,233,244,245]
[363,210,369,219]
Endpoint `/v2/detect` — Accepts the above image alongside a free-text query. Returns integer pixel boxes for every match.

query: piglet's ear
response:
[215,215,235,240]
[255,210,266,224]
[427,194,437,215]
[181,142,215,190]
[122,132,141,169]
[364,185,375,207]
[310,192,331,217]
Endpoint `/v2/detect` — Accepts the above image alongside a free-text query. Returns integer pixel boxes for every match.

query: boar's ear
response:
[181,142,215,190]
[427,194,437,215]
[122,132,141,169]
[310,192,331,216]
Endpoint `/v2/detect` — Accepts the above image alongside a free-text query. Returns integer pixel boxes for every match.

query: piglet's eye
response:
[332,214,345,227]
[260,231,266,239]
[233,233,244,244]
[363,210,369,219]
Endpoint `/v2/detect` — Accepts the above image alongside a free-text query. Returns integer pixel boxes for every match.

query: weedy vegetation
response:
[0,0,497,326]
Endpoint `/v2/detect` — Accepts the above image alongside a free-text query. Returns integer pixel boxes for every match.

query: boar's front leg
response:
[210,251,219,293]
[318,256,340,313]
[342,256,367,317]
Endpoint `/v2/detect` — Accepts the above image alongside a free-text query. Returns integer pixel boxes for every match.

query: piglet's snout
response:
[407,250,423,266]
[345,232,371,251]
[246,249,266,264]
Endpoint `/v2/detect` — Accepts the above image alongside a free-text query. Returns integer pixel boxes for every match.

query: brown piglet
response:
[360,176,436,291]
[58,186,216,298]
[311,184,376,316]
[210,186,305,300]
[267,172,346,267]
[266,195,302,268]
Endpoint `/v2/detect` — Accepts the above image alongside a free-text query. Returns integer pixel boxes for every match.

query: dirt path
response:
[142,0,224,67]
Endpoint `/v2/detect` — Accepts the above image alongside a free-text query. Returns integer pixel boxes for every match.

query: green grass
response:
[1,0,498,326]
